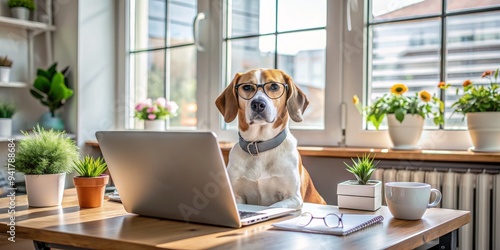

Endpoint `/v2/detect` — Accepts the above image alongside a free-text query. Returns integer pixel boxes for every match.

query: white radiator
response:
[373,168,500,250]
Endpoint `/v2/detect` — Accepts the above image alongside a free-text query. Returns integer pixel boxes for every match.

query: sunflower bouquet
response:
[354,83,444,130]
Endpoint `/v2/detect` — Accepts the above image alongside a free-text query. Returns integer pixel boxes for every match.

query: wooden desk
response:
[0,189,470,250]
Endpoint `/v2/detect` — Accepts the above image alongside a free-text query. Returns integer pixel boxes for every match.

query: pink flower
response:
[135,103,145,111]
[156,97,166,107]
[147,114,156,120]
[165,101,179,114]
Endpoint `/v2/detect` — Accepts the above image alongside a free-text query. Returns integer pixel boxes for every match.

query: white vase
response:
[0,66,10,82]
[0,118,12,137]
[25,173,66,207]
[466,112,500,152]
[337,180,382,211]
[11,7,30,20]
[387,114,424,150]
[144,119,165,131]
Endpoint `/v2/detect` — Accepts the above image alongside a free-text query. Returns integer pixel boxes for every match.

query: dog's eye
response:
[268,83,280,91]
[242,85,255,92]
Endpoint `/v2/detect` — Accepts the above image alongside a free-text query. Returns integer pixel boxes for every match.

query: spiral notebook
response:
[272,214,384,236]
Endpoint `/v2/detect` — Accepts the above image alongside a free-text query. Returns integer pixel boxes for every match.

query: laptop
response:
[95,131,296,228]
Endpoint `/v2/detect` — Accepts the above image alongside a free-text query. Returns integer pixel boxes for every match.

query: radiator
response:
[372,168,500,250]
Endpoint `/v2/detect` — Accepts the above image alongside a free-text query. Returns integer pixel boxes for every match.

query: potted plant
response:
[354,83,444,150]
[337,154,381,211]
[73,156,109,208]
[8,0,35,20]
[0,101,15,137]
[15,125,79,207]
[446,69,500,152]
[0,55,13,83]
[30,62,73,131]
[134,97,178,131]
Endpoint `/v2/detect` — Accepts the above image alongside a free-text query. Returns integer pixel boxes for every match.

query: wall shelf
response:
[0,16,55,34]
[0,81,28,88]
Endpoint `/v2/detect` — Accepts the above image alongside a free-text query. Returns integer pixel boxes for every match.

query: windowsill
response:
[86,140,500,163]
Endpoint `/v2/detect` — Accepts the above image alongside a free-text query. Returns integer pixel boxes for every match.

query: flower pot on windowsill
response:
[466,112,500,152]
[337,180,382,211]
[387,114,424,150]
[144,119,165,131]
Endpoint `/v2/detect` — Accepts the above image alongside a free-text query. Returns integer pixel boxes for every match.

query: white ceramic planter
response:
[387,114,424,150]
[337,180,382,211]
[11,7,30,20]
[25,173,66,207]
[466,112,500,152]
[0,66,11,82]
[144,119,165,131]
[0,118,12,137]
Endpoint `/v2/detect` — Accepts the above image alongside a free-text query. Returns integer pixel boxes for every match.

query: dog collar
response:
[238,129,287,156]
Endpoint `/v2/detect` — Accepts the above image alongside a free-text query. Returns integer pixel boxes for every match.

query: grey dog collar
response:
[238,129,287,156]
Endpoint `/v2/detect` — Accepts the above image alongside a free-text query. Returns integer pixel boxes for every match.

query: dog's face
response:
[215,69,309,132]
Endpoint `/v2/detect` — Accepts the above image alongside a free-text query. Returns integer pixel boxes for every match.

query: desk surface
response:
[1,189,470,250]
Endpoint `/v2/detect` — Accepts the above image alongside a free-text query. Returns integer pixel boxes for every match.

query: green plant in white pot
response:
[337,154,382,211]
[8,0,35,20]
[15,125,79,207]
[0,101,15,137]
[0,55,13,83]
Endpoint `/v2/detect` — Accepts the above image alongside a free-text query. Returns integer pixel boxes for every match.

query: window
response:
[346,0,500,149]
[125,0,342,145]
[128,0,198,130]
[223,0,327,129]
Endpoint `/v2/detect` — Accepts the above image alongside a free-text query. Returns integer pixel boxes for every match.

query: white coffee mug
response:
[385,182,442,220]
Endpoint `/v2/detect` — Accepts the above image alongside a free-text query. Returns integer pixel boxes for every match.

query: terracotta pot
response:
[73,175,109,208]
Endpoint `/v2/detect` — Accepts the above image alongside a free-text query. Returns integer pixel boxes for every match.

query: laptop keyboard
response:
[239,211,265,219]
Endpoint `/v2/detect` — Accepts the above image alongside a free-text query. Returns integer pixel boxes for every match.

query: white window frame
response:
[344,0,473,150]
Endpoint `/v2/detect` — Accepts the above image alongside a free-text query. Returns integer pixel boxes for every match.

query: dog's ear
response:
[215,73,241,123]
[283,72,309,122]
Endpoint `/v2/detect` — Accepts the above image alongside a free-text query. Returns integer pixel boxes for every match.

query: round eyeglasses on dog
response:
[297,212,344,228]
[235,82,287,100]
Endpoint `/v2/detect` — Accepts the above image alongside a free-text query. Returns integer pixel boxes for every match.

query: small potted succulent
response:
[15,125,79,207]
[0,55,13,83]
[73,156,109,208]
[8,0,35,20]
[337,154,382,211]
[0,101,15,137]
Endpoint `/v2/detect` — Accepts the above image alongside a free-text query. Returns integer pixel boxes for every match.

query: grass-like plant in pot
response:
[15,125,79,207]
[73,156,109,208]
[337,154,382,211]
[0,101,15,137]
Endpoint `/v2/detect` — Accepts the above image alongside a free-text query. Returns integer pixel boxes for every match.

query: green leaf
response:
[394,108,406,123]
[33,76,50,93]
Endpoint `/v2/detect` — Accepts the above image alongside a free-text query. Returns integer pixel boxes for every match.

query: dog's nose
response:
[251,99,266,113]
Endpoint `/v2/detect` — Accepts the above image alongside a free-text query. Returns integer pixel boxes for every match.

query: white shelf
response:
[0,81,28,88]
[0,16,55,32]
[0,133,76,142]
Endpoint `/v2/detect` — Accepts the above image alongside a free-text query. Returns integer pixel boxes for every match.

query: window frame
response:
[346,0,500,150]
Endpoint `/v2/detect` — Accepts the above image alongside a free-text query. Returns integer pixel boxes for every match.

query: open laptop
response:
[96,131,296,228]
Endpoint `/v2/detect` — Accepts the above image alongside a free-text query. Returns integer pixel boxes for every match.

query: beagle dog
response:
[215,69,326,209]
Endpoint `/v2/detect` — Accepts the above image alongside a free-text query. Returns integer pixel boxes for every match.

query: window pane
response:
[444,11,500,129]
[228,0,276,37]
[132,0,166,50]
[226,36,275,80]
[130,50,165,128]
[447,0,500,12]
[369,19,441,129]
[167,0,197,46]
[168,46,197,128]
[277,0,326,32]
[371,0,441,22]
[278,30,326,129]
